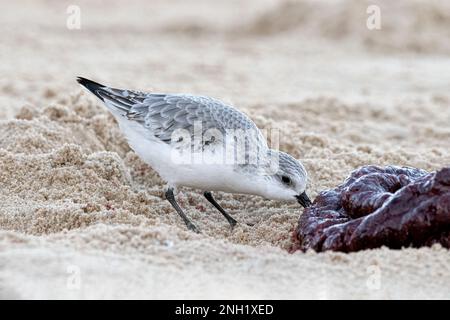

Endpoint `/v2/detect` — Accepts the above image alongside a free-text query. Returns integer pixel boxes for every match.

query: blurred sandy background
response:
[0,0,449,299]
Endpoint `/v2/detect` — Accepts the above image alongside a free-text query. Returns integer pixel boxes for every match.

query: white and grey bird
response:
[77,77,311,233]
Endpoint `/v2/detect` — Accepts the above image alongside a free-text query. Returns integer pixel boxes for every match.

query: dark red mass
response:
[295,165,450,253]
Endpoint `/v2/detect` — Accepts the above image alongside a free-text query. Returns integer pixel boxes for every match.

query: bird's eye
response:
[281,176,291,185]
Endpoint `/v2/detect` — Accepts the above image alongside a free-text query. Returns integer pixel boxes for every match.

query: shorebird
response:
[77,77,311,233]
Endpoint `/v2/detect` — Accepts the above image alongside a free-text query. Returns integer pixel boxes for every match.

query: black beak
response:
[296,192,312,208]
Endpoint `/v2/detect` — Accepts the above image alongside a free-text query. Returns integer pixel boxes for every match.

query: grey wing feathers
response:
[127,94,266,146]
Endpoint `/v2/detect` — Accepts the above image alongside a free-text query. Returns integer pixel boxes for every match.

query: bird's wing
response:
[127,94,268,150]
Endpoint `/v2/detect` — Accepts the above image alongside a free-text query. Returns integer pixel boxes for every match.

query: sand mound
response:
[2,94,448,246]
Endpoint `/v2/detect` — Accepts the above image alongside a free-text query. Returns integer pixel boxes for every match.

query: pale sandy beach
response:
[0,0,449,299]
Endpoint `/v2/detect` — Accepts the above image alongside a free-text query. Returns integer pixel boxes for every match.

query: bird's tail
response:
[76,77,137,114]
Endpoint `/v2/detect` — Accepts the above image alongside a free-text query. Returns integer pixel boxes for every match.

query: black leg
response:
[165,188,200,233]
[204,191,237,228]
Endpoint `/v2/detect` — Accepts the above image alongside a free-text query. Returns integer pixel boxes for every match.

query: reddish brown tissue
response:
[295,165,450,252]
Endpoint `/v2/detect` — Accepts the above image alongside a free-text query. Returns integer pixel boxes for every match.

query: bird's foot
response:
[227,218,238,231]
[186,221,201,234]
[226,219,255,231]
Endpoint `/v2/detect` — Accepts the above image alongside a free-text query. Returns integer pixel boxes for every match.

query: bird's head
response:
[259,150,312,208]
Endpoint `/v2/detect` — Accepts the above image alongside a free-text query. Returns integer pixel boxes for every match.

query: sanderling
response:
[77,77,311,233]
